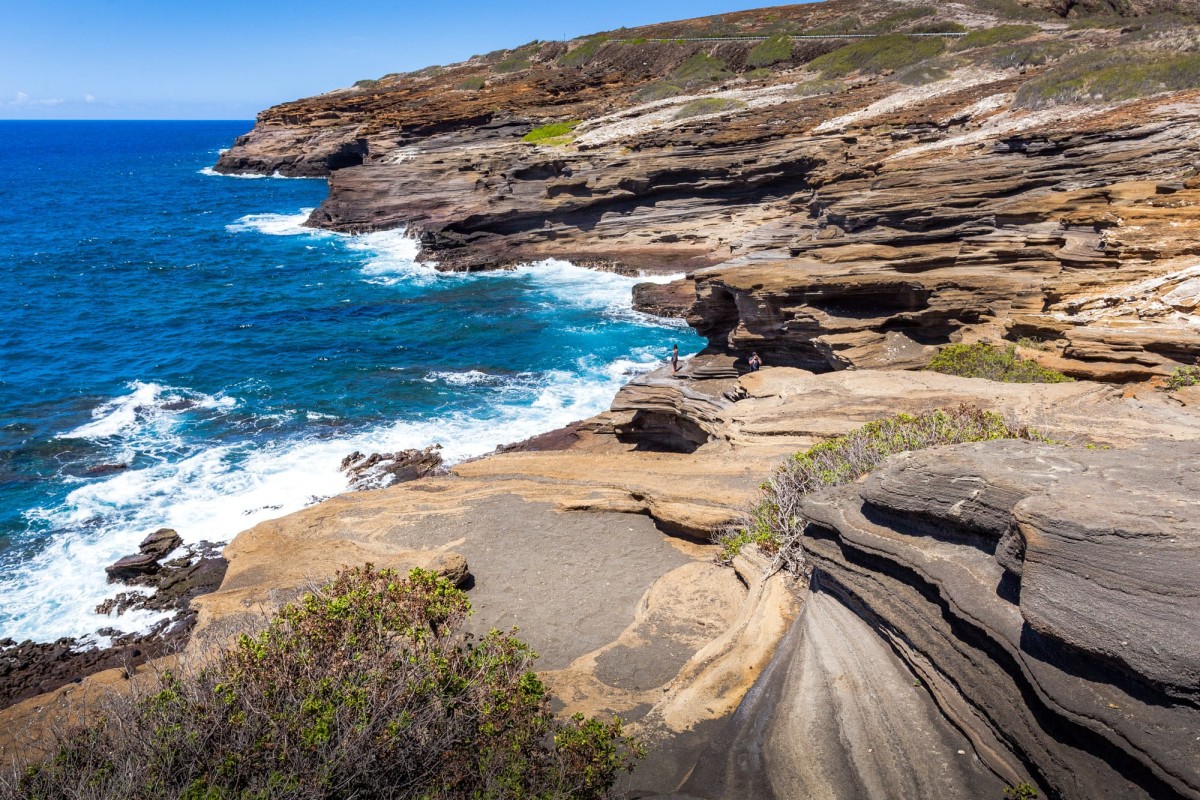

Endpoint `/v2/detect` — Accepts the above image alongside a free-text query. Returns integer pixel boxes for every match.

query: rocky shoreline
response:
[6,1,1200,797]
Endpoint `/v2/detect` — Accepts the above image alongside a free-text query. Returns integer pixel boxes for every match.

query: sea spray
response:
[0,121,702,643]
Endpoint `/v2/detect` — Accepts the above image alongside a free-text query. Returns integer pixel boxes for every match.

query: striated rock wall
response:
[800,441,1200,799]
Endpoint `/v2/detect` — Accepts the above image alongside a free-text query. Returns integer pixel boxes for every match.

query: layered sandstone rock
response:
[797,440,1200,799]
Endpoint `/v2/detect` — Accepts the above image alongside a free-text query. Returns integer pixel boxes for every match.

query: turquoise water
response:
[0,121,702,643]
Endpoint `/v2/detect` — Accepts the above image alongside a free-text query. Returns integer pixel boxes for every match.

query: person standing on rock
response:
[671,344,680,373]
[749,352,762,372]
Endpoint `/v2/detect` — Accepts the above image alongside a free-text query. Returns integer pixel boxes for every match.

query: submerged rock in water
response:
[340,445,445,490]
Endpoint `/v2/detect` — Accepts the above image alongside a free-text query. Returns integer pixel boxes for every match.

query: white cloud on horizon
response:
[85,94,96,103]
[6,91,64,107]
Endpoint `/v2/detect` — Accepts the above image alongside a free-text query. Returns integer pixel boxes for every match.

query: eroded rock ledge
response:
[800,440,1200,800]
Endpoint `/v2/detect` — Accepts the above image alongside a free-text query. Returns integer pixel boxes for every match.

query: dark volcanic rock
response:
[340,445,445,490]
[104,552,161,581]
[138,527,182,561]
[799,440,1200,800]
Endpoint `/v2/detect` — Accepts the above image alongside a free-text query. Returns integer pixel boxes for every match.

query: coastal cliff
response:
[6,1,1200,798]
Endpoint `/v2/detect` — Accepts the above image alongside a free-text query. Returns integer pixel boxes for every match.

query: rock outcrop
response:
[799,440,1200,799]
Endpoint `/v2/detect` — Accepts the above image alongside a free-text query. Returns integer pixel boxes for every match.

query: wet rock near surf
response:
[1,537,227,711]
[340,445,445,490]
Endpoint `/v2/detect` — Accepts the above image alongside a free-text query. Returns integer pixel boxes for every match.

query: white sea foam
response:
[0,214,697,644]
[425,370,504,387]
[226,209,320,237]
[60,381,236,446]
[0,342,671,643]
[198,167,323,180]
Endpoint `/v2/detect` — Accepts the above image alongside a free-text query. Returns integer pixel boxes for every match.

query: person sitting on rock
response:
[748,352,763,372]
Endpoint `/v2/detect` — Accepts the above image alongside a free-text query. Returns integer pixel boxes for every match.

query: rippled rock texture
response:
[800,440,1200,799]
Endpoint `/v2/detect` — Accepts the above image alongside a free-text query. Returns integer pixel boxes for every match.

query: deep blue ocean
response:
[0,121,701,644]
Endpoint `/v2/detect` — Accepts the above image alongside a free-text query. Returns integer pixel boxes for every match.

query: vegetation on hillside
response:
[523,120,581,144]
[953,24,1038,50]
[674,98,745,119]
[671,52,732,87]
[2,566,642,800]
[807,35,947,78]
[927,343,1073,383]
[1015,48,1200,107]
[1166,365,1200,391]
[716,406,1046,570]
[746,35,793,68]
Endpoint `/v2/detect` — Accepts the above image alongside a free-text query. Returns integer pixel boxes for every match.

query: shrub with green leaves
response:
[353,78,381,89]
[455,75,486,91]
[747,35,793,68]
[716,406,1045,568]
[794,78,845,97]
[671,52,731,87]
[952,24,1038,51]
[673,97,745,120]
[987,40,1073,70]
[2,566,642,800]
[635,82,684,102]
[559,36,610,67]
[927,343,1073,383]
[1166,365,1200,391]
[807,34,946,78]
[494,56,532,73]
[1015,49,1200,108]
[523,120,581,144]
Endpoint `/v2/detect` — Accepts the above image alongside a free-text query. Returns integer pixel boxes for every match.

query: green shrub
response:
[1005,783,1039,800]
[1,566,642,800]
[927,343,1073,383]
[1015,49,1200,108]
[559,36,610,67]
[911,21,968,33]
[716,406,1046,567]
[494,56,532,73]
[987,40,1073,69]
[896,60,951,85]
[973,0,1053,21]
[1166,365,1200,391]
[747,35,794,68]
[807,34,946,77]
[523,120,581,143]
[808,14,863,35]
[353,78,381,89]
[635,82,684,102]
[863,6,937,34]
[673,97,745,119]
[671,52,731,87]
[953,24,1038,50]
[794,78,845,97]
[455,75,486,91]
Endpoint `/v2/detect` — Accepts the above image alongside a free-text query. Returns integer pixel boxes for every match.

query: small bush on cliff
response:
[3,566,642,800]
[952,24,1038,51]
[927,343,1073,383]
[716,406,1044,570]
[559,36,610,68]
[1014,49,1200,108]
[1166,365,1200,391]
[673,98,746,120]
[747,35,794,68]
[671,52,732,87]
[455,75,486,91]
[807,34,946,78]
[523,120,581,144]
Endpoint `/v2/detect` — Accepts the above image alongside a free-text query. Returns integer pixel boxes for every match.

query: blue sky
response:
[1,1,805,120]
